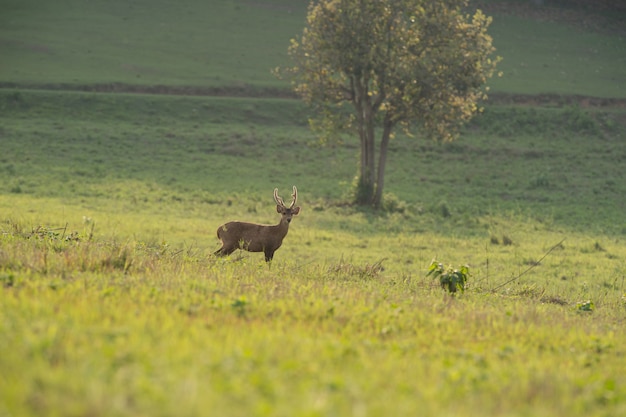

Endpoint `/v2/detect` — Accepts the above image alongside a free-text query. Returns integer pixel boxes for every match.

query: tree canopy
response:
[281,0,500,207]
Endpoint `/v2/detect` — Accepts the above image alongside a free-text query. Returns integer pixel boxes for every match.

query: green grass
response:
[488,14,626,97]
[1,88,626,416]
[2,89,624,235]
[1,0,625,97]
[0,0,307,88]
[1,213,625,417]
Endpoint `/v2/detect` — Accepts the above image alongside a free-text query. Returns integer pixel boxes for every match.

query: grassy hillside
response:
[1,0,625,97]
[487,13,626,97]
[0,0,307,89]
[2,89,624,236]
[1,89,625,416]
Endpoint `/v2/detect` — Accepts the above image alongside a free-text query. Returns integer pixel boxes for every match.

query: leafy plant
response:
[576,300,595,312]
[0,273,15,288]
[427,260,470,294]
[231,296,249,318]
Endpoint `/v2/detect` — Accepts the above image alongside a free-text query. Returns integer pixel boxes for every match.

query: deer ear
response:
[276,205,284,214]
[292,206,300,215]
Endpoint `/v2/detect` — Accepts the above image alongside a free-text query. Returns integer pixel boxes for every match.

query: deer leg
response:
[215,245,237,257]
[264,249,274,262]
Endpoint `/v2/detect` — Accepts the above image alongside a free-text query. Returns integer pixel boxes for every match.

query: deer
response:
[214,186,300,262]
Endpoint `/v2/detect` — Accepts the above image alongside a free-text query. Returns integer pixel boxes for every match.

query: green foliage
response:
[576,300,595,312]
[231,296,249,318]
[427,260,470,293]
[380,192,410,214]
[0,273,15,288]
[287,0,499,132]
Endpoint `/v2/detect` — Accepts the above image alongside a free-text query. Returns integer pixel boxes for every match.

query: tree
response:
[279,0,500,208]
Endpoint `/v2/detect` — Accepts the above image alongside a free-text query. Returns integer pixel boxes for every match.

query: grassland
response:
[1,0,626,416]
[1,228,624,417]
[2,87,625,417]
[2,0,625,97]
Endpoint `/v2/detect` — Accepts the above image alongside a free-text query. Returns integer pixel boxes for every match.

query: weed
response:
[576,300,595,312]
[491,235,514,245]
[431,201,452,218]
[427,260,470,294]
[328,258,385,281]
[0,273,15,288]
[529,172,550,189]
[562,106,600,135]
[99,246,133,273]
[502,235,514,246]
[381,192,410,214]
[231,296,249,318]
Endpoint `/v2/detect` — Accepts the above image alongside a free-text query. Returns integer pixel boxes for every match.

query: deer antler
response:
[275,186,297,208]
[289,186,297,209]
[274,188,285,207]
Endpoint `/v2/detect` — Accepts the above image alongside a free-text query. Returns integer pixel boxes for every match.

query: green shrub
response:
[427,261,470,294]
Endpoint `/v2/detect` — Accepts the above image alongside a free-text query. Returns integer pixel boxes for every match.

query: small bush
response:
[429,201,451,218]
[381,192,409,214]
[427,261,469,294]
[576,300,595,312]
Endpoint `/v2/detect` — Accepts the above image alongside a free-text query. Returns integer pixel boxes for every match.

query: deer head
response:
[214,186,300,262]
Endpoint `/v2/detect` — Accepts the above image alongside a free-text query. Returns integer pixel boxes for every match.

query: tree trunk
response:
[364,103,376,194]
[373,115,393,208]
[353,78,376,205]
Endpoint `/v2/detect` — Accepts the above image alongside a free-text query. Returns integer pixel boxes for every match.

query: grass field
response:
[1,0,625,97]
[1,1,626,416]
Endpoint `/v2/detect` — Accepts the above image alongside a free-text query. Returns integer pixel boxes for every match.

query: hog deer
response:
[214,186,300,262]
